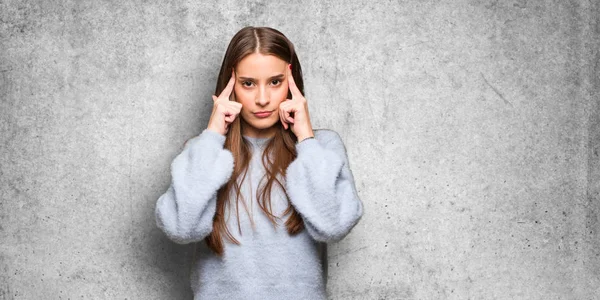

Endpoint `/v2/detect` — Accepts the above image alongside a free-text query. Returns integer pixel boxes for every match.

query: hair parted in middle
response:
[204,26,306,256]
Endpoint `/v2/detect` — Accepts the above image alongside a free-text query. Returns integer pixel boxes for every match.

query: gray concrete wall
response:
[1,0,598,299]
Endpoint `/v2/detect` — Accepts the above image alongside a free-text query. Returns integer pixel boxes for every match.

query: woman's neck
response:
[241,121,278,139]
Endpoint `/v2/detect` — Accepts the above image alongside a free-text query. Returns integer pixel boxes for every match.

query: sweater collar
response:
[243,135,272,148]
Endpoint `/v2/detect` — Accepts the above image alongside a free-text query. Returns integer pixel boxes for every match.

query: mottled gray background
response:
[1,0,599,299]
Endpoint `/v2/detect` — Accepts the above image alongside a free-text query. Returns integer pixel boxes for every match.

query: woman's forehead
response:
[236,53,287,79]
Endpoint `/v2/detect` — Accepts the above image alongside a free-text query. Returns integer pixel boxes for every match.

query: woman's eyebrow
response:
[238,74,285,81]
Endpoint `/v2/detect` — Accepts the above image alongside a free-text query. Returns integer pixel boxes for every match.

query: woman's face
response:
[233,52,289,138]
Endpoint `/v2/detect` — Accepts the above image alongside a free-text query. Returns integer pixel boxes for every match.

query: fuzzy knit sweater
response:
[155,128,364,300]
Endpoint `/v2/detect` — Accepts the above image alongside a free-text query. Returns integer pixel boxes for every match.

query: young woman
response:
[155,26,364,299]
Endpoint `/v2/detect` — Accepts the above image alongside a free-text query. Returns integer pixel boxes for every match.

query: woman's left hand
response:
[279,64,314,142]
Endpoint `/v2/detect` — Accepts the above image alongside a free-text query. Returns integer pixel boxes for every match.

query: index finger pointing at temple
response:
[287,64,302,99]
[220,69,236,100]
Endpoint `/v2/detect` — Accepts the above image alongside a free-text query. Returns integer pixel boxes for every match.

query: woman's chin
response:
[245,117,280,130]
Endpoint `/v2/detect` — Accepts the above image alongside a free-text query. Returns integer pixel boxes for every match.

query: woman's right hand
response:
[207,68,242,135]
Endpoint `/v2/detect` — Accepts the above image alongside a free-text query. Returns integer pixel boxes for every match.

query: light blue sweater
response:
[155,128,364,299]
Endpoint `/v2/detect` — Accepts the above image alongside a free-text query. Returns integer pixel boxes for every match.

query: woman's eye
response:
[242,81,253,87]
[271,79,281,85]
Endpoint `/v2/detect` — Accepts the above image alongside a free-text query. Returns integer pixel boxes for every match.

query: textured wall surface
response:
[1,0,598,299]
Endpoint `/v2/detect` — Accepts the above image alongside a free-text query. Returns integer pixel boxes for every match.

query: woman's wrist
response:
[297,135,315,143]
[296,127,314,143]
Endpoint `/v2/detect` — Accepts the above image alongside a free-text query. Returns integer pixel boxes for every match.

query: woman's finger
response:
[224,105,239,120]
[278,106,285,129]
[287,64,302,99]
[287,101,298,123]
[283,107,293,124]
[232,101,243,113]
[279,103,288,130]
[219,69,236,100]
[280,116,287,130]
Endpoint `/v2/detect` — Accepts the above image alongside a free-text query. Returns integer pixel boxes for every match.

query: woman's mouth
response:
[254,111,273,118]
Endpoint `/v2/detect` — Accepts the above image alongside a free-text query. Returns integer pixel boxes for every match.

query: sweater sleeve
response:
[155,129,234,244]
[285,130,364,243]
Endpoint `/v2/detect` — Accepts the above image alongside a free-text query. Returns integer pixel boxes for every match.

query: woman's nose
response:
[256,86,269,106]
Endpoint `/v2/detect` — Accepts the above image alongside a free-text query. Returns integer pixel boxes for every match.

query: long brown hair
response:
[203,26,306,256]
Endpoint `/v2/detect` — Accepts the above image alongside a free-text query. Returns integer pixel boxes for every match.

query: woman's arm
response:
[155,129,234,244]
[285,130,364,243]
